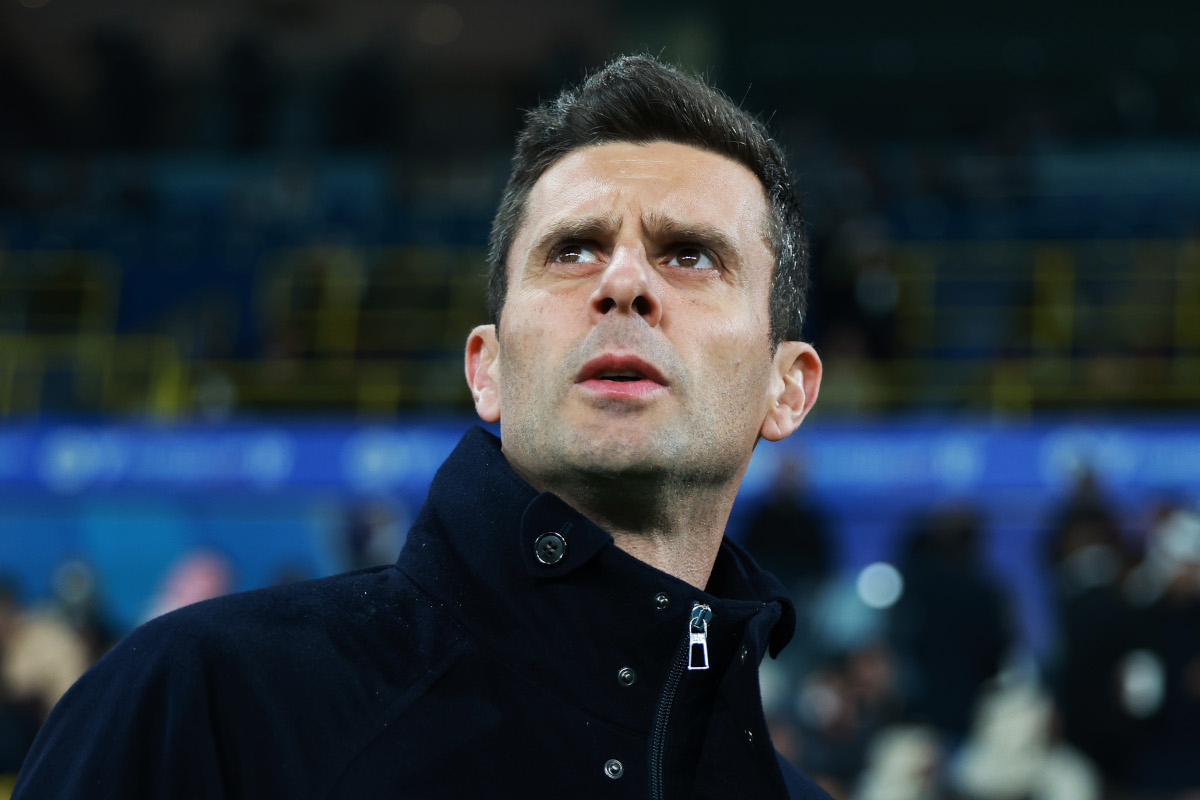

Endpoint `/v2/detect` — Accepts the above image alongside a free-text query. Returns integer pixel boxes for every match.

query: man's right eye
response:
[551,243,599,264]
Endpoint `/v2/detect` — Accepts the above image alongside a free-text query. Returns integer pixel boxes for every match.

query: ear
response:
[760,341,822,442]
[465,325,501,423]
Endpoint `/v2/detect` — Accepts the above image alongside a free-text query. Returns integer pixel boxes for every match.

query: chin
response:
[565,433,669,477]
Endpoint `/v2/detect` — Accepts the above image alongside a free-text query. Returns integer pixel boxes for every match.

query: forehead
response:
[518,140,772,250]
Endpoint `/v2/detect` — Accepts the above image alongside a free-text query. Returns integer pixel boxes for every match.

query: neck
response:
[509,463,744,590]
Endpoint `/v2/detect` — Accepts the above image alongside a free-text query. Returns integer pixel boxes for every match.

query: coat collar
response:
[407,426,795,648]
[397,426,796,730]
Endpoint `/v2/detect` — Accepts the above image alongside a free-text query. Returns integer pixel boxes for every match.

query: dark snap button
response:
[653,592,670,610]
[604,759,624,779]
[534,532,567,566]
[617,667,636,687]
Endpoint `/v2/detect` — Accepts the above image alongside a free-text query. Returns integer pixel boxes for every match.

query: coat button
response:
[603,759,624,779]
[653,592,670,610]
[617,667,636,687]
[534,532,567,565]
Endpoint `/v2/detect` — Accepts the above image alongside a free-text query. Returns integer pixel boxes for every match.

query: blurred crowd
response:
[3,473,1198,798]
[5,5,1200,417]
[742,463,1200,800]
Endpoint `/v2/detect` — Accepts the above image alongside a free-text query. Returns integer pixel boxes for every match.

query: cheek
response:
[685,316,772,400]
[498,294,574,382]
[679,295,771,370]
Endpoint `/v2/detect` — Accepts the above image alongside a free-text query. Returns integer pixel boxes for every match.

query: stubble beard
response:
[498,317,768,532]
[501,364,753,521]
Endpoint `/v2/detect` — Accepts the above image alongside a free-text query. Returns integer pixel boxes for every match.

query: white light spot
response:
[39,429,100,493]
[244,433,294,488]
[934,437,984,488]
[1119,649,1165,718]
[856,562,904,610]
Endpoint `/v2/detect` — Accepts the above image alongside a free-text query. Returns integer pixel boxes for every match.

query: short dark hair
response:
[486,54,809,347]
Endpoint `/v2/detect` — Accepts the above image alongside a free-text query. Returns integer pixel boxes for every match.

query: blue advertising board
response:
[1,417,1198,652]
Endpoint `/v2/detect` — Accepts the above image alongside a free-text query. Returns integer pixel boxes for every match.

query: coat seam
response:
[316,635,470,800]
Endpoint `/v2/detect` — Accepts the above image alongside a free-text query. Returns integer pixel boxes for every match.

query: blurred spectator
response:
[2,615,89,723]
[889,507,1013,739]
[0,579,89,778]
[142,550,234,623]
[855,725,943,800]
[1120,509,1200,796]
[793,660,872,796]
[789,642,904,796]
[951,680,1101,800]
[1044,472,1144,785]
[338,500,407,571]
[742,453,832,598]
[47,560,118,663]
[0,579,40,777]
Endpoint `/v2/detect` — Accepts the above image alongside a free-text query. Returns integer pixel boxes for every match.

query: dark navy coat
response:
[16,428,830,799]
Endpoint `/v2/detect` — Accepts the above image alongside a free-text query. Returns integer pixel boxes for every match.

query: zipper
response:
[649,602,711,800]
[687,603,712,671]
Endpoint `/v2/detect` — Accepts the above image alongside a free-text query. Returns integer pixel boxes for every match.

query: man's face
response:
[467,140,816,488]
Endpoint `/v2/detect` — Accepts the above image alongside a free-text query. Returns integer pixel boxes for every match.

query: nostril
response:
[633,296,652,316]
[596,297,615,314]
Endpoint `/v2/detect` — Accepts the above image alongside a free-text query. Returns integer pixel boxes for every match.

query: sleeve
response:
[12,616,229,800]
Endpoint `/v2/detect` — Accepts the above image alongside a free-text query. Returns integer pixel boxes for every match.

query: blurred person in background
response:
[743,453,833,600]
[0,580,40,779]
[951,680,1101,800]
[335,499,407,572]
[855,725,943,800]
[888,507,1013,742]
[788,641,904,797]
[1044,470,1145,787]
[1119,508,1200,798]
[47,560,118,664]
[140,549,235,624]
[15,56,829,799]
[0,578,90,780]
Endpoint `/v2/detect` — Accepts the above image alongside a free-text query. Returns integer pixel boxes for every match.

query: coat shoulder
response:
[15,566,470,799]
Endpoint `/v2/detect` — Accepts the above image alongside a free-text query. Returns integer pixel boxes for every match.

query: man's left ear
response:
[760,341,822,442]
[465,325,501,423]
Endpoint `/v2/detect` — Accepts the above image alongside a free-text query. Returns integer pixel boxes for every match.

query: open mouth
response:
[593,372,644,382]
[576,355,668,387]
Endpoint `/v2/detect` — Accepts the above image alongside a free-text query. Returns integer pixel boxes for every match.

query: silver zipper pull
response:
[688,602,712,671]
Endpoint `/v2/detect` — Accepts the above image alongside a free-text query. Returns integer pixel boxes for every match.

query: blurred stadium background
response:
[2,1,1200,797]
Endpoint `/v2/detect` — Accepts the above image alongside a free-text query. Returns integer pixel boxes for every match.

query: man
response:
[16,55,826,798]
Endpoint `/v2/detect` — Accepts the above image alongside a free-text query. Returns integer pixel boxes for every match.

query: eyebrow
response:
[528,211,740,261]
[640,212,738,260]
[529,213,623,260]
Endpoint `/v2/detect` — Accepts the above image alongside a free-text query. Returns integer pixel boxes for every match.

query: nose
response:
[589,246,662,327]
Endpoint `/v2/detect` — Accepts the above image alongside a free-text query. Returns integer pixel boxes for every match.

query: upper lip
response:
[576,353,669,385]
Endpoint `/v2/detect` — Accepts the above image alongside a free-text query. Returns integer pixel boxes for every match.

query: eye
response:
[666,246,716,270]
[551,243,599,264]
